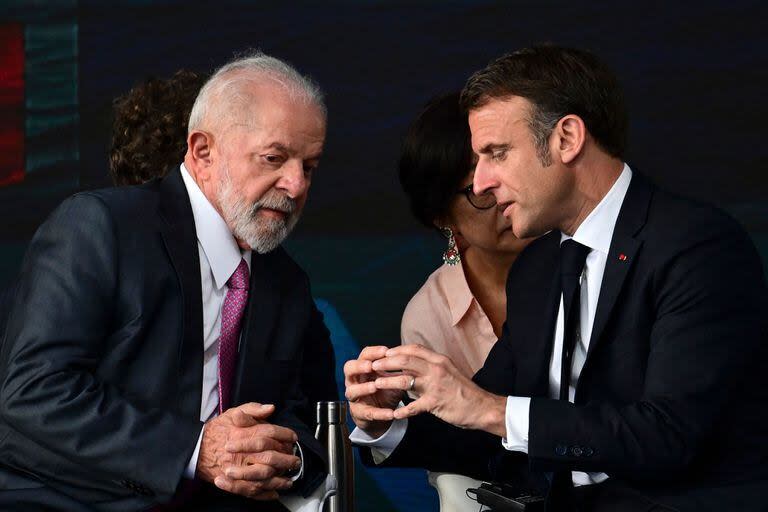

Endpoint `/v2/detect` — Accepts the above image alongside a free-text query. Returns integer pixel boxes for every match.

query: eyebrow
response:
[264,141,323,161]
[265,142,292,153]
[477,143,510,155]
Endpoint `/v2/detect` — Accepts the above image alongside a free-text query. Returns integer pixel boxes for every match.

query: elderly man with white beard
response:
[0,52,338,512]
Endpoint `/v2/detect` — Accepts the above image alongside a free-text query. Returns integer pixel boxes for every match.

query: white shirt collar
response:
[179,163,251,289]
[560,163,633,254]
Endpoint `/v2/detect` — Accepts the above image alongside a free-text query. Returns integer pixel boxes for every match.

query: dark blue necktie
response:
[558,239,591,401]
[548,239,591,512]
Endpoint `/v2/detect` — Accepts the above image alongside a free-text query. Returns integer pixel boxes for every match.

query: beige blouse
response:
[400,261,497,378]
[400,261,497,511]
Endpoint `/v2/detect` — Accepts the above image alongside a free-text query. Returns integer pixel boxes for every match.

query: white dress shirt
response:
[180,163,253,477]
[351,164,634,488]
[176,165,334,510]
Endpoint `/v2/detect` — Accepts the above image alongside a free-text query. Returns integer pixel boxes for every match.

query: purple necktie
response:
[218,258,249,414]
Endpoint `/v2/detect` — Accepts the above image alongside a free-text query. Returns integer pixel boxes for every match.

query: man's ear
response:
[553,114,586,165]
[187,130,214,180]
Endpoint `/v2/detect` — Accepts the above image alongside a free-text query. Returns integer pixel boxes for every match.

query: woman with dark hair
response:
[109,69,206,185]
[398,93,531,511]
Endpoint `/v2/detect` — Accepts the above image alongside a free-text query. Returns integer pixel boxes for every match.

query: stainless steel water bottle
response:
[315,401,354,512]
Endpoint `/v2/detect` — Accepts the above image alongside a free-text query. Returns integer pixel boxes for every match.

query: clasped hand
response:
[196,403,300,500]
[344,345,507,438]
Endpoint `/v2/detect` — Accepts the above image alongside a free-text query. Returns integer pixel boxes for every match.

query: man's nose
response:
[473,159,494,196]
[276,160,308,199]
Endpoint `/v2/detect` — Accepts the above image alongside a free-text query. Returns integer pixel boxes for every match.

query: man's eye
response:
[264,154,283,164]
[492,151,507,162]
[303,165,316,176]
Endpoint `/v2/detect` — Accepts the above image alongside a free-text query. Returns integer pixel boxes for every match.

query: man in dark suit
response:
[0,281,15,342]
[0,52,336,511]
[345,46,768,511]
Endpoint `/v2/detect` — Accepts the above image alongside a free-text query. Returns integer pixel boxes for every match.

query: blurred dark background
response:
[1,1,767,510]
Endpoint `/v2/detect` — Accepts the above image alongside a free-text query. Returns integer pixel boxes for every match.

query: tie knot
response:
[560,239,590,278]
[227,259,250,290]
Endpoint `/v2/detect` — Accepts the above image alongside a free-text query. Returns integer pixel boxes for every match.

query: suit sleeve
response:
[527,221,768,479]
[300,301,339,409]
[0,194,202,499]
[271,292,337,497]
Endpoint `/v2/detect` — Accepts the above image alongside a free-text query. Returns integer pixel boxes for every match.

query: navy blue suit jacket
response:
[0,169,337,511]
[376,174,768,511]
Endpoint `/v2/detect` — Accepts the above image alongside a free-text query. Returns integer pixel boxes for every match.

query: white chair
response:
[428,471,484,512]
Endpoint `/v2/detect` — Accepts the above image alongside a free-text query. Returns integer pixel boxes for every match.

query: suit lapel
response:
[586,172,653,360]
[232,251,282,401]
[157,170,204,417]
[512,231,562,396]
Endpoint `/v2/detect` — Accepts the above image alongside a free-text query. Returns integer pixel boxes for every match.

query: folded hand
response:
[372,345,506,436]
[196,402,301,500]
[344,346,405,438]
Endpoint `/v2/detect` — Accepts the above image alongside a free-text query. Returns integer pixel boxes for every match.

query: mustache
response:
[248,191,296,216]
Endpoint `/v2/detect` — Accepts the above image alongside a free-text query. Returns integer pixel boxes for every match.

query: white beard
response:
[217,166,300,254]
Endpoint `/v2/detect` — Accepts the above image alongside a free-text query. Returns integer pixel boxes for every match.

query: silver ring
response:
[408,376,416,391]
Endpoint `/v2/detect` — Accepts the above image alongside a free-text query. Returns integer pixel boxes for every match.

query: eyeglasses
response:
[456,184,497,210]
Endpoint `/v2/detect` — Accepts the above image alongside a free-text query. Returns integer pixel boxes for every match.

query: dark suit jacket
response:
[0,170,337,511]
[375,174,768,511]
[0,281,15,346]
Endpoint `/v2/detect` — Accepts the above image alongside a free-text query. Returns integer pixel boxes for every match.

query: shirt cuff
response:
[349,415,408,464]
[501,396,530,453]
[287,442,304,482]
[184,425,205,479]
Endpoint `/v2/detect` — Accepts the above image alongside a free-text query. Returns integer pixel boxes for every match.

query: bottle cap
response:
[316,401,348,424]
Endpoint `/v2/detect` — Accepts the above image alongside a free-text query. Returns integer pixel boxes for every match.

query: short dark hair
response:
[399,92,474,229]
[461,45,627,162]
[109,69,207,186]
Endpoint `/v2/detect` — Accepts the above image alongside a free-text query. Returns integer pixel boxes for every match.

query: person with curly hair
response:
[109,69,206,186]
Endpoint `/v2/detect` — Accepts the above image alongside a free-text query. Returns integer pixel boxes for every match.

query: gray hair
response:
[527,106,561,166]
[188,50,326,135]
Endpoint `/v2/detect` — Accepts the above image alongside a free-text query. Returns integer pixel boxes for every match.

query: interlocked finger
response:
[358,345,389,361]
[230,404,274,427]
[350,401,395,422]
[214,475,292,498]
[226,424,298,452]
[345,381,379,402]
[249,450,300,472]
[372,353,430,375]
[225,462,276,481]
[374,374,416,392]
[392,398,430,420]
[386,344,451,365]
[344,359,377,387]
[231,436,292,455]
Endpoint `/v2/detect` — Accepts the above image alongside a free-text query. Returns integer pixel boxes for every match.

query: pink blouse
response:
[400,261,498,378]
